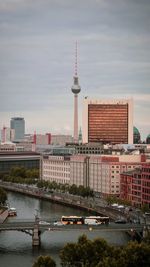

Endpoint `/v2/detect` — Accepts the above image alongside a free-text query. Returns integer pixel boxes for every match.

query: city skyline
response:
[0,0,150,140]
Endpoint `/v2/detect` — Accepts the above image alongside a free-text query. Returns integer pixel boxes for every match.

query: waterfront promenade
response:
[0,181,126,221]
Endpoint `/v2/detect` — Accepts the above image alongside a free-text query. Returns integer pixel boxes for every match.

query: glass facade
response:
[10,117,25,141]
[0,159,40,174]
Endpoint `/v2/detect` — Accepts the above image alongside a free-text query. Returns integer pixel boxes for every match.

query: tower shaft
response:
[71,42,81,143]
[74,94,78,142]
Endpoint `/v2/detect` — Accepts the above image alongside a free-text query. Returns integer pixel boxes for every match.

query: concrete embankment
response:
[0,182,126,220]
[0,209,9,223]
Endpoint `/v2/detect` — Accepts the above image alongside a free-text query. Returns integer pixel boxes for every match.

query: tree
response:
[60,235,112,267]
[141,204,150,213]
[105,195,117,205]
[120,241,150,267]
[32,255,56,267]
[0,187,7,205]
[10,166,27,178]
[60,235,150,267]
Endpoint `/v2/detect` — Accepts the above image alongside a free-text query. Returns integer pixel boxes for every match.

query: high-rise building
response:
[10,117,25,141]
[1,126,12,142]
[71,42,81,143]
[83,98,133,144]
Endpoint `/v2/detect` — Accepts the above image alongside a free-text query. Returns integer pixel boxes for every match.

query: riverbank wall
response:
[0,182,126,220]
[0,209,9,223]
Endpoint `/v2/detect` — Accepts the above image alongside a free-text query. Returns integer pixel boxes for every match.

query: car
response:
[145,212,150,217]
[115,219,127,224]
[39,221,51,225]
[53,221,64,226]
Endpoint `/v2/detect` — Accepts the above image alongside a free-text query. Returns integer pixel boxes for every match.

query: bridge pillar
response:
[32,216,40,246]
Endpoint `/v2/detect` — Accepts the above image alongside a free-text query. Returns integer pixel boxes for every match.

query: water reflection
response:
[0,192,130,267]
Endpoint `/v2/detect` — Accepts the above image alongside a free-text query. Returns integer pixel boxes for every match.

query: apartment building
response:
[120,163,150,207]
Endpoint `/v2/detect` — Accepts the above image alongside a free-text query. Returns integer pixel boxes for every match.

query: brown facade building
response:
[83,99,133,144]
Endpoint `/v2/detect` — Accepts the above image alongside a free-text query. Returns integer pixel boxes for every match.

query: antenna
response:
[75,41,78,77]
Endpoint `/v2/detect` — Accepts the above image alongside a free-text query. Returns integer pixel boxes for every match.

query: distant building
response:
[10,117,25,141]
[51,135,73,146]
[0,151,40,175]
[0,142,16,152]
[82,98,133,144]
[133,126,141,144]
[34,133,51,145]
[1,126,15,142]
[120,163,150,208]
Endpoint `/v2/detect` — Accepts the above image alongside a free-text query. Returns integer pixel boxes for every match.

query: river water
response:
[0,192,129,267]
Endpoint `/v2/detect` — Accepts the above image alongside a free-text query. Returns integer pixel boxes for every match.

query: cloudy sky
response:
[0,0,150,140]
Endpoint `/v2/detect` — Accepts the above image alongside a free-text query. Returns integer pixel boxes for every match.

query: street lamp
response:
[35,209,39,223]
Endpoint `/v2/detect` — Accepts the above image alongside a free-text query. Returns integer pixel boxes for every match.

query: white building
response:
[42,155,70,184]
[41,153,146,197]
[0,142,16,152]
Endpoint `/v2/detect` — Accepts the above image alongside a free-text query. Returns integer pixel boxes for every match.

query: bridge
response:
[0,217,146,246]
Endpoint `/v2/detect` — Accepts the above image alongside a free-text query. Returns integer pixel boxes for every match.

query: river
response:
[0,192,130,267]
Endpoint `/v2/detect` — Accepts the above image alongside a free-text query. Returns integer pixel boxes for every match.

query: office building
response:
[42,155,70,184]
[70,154,145,197]
[10,117,25,141]
[82,98,133,144]
[0,151,40,175]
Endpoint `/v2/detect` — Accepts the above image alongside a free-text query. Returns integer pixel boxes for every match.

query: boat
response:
[8,207,17,216]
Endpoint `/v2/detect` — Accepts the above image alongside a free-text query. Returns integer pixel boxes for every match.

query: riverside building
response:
[70,154,146,197]
[41,153,146,197]
[120,163,150,207]
[42,155,70,184]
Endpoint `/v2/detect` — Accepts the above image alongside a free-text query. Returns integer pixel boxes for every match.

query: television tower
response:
[71,42,81,143]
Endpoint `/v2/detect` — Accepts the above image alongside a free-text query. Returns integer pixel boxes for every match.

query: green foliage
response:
[143,232,150,245]
[105,195,131,206]
[141,204,150,213]
[60,235,111,267]
[2,167,39,185]
[32,255,56,267]
[36,180,93,198]
[10,167,27,178]
[60,235,150,267]
[119,241,150,267]
[105,196,118,205]
[0,187,7,205]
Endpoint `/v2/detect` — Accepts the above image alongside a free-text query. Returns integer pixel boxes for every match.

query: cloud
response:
[0,0,150,140]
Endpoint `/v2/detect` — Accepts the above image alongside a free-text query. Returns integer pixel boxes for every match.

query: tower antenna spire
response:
[75,41,78,77]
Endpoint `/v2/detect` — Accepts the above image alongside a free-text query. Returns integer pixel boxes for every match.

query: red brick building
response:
[120,163,150,208]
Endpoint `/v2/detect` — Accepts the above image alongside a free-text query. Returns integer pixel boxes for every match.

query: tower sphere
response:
[71,76,81,94]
